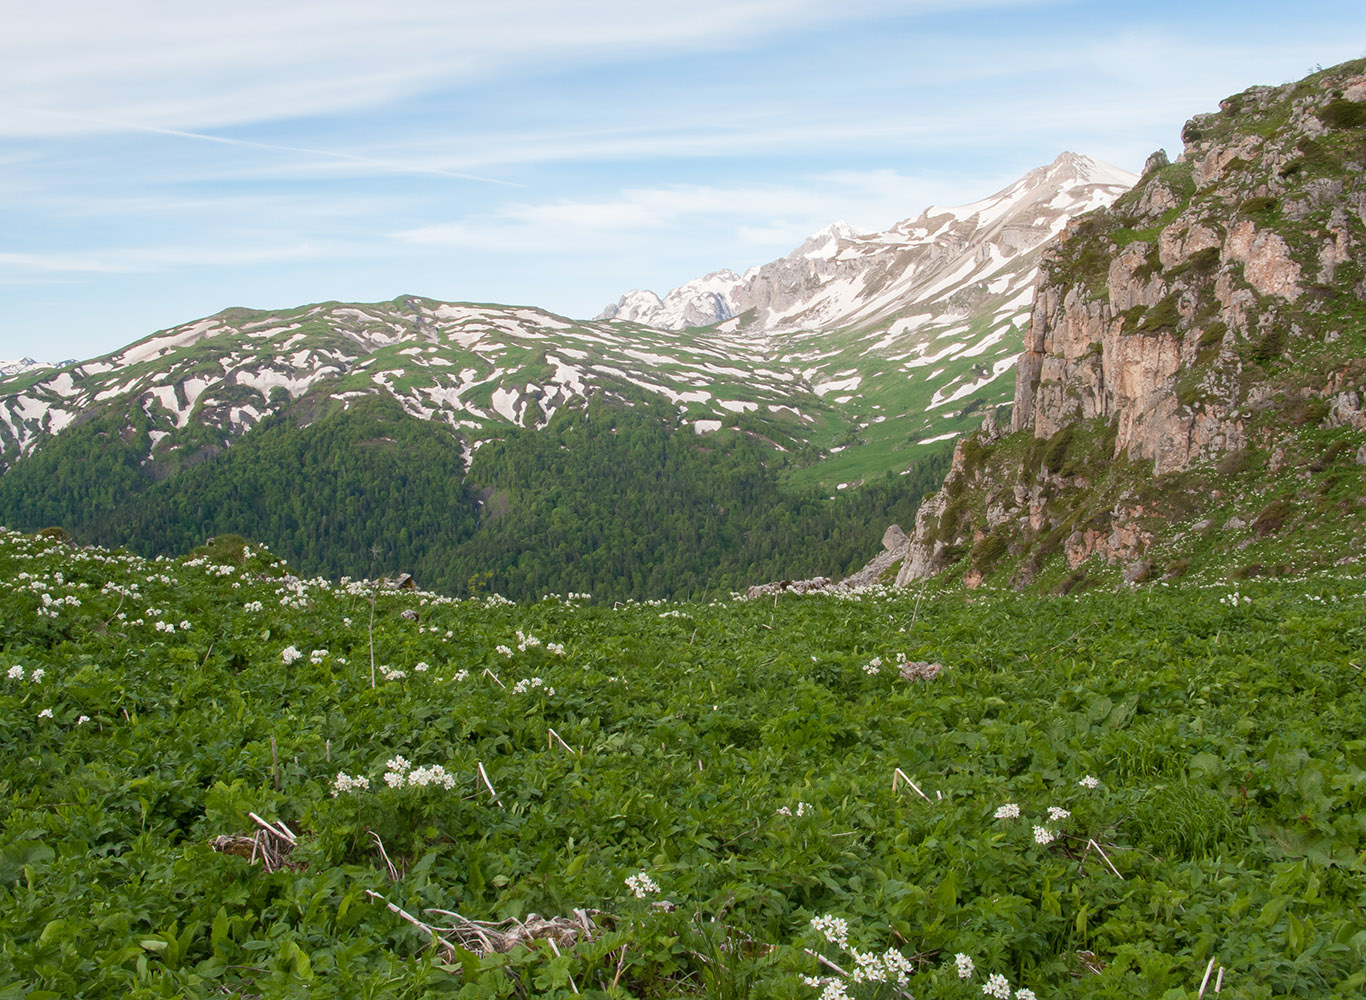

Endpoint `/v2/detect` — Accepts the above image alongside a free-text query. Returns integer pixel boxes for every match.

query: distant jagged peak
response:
[0,358,65,378]
[792,220,856,260]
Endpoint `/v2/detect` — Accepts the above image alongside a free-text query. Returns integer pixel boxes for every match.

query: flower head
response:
[994,803,1020,819]
[1033,825,1055,845]
[955,953,975,979]
[1047,806,1071,822]
[1079,774,1100,789]
[983,972,1011,998]
[625,871,660,898]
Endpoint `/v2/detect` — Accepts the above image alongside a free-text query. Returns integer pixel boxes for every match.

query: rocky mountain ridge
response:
[0,154,1135,490]
[598,154,1136,335]
[879,59,1366,590]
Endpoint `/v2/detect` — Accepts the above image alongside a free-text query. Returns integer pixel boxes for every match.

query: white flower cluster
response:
[810,915,849,950]
[452,669,470,682]
[1047,806,1071,822]
[331,771,371,796]
[380,666,406,682]
[1079,774,1100,789]
[956,953,975,978]
[308,649,328,664]
[994,803,1020,819]
[801,976,850,1000]
[863,656,882,676]
[777,801,810,817]
[38,707,53,719]
[414,661,430,672]
[382,755,456,790]
[1219,590,1251,606]
[77,715,90,725]
[495,645,513,657]
[7,665,44,683]
[153,620,178,633]
[243,600,264,612]
[982,972,1011,998]
[805,916,912,996]
[515,630,541,652]
[545,642,566,656]
[850,947,912,986]
[512,676,555,695]
[1033,825,1055,845]
[281,645,303,665]
[625,871,660,898]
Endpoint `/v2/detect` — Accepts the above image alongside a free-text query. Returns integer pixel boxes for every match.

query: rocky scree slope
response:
[889,60,1366,589]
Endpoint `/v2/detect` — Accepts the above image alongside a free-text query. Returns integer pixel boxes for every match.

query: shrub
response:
[1252,498,1295,537]
[1318,99,1366,129]
[1042,425,1074,475]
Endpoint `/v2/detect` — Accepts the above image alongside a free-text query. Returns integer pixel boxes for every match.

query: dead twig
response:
[371,832,400,880]
[892,767,933,803]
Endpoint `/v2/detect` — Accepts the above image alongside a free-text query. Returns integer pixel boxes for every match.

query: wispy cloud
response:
[392,167,1023,256]
[1,0,1043,136]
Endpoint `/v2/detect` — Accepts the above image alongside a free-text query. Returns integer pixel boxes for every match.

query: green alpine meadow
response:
[3,44,1366,1000]
[2,529,1364,998]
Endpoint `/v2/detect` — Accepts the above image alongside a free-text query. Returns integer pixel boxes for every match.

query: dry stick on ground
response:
[248,812,295,844]
[547,727,579,755]
[483,667,506,688]
[892,767,933,803]
[366,890,456,962]
[371,832,400,880]
[368,584,378,689]
[546,938,579,994]
[1197,957,1216,997]
[477,761,502,806]
[1076,838,1124,880]
[1215,967,1225,993]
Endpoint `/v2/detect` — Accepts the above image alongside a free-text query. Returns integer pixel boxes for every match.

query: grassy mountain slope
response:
[2,530,1364,997]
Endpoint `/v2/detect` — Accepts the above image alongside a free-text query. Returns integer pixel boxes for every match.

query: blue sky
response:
[2,0,1363,361]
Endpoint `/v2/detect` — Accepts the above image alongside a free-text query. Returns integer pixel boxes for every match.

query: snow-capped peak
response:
[794,221,856,260]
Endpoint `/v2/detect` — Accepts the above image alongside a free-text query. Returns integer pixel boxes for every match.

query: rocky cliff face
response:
[894,59,1366,588]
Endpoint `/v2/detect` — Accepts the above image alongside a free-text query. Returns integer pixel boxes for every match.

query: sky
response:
[2,1,1364,362]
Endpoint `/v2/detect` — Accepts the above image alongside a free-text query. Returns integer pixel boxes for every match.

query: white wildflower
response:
[994,803,1020,819]
[38,708,53,719]
[983,973,1011,998]
[331,771,370,796]
[30,668,44,683]
[955,953,975,979]
[625,871,660,898]
[6,665,23,680]
[1079,774,1100,789]
[495,644,512,657]
[77,715,91,725]
[1033,826,1055,845]
[414,661,430,672]
[281,645,303,665]
[1047,806,1071,822]
[1015,989,1037,1000]
[810,914,849,950]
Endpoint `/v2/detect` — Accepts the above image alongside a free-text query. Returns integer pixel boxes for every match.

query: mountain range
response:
[0,152,1133,497]
[5,55,1362,599]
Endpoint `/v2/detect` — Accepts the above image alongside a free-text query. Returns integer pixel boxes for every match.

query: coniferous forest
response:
[0,397,950,601]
